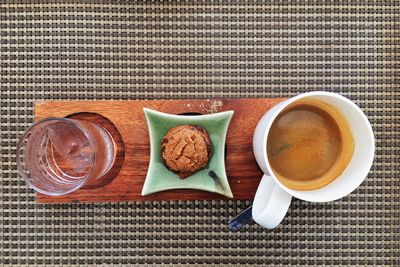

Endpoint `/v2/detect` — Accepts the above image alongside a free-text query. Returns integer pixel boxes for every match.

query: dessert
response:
[161,125,212,178]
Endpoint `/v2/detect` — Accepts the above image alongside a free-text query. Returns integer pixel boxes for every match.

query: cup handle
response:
[252,174,292,229]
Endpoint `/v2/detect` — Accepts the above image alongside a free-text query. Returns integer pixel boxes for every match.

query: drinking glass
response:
[17,118,115,196]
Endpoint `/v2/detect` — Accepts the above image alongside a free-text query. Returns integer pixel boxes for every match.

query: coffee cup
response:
[252,91,375,229]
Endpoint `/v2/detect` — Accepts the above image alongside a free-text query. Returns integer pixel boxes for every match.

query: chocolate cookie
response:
[161,125,212,178]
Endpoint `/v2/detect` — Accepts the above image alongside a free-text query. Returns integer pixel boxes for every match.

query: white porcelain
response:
[252,91,375,229]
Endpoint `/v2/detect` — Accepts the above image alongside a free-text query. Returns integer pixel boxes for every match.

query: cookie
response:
[161,125,212,178]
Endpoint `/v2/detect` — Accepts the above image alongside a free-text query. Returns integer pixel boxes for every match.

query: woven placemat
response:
[1,1,399,266]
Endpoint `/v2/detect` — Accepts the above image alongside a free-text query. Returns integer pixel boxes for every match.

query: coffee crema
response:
[267,99,354,190]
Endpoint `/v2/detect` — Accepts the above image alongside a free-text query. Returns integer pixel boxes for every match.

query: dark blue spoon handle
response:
[228,206,253,231]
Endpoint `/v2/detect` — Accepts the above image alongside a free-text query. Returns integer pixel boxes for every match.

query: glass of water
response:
[17,118,115,196]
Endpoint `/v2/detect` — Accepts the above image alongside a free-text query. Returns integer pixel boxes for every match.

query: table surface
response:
[1,1,399,266]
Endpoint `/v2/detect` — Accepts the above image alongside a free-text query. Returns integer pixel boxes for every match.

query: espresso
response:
[267,99,354,190]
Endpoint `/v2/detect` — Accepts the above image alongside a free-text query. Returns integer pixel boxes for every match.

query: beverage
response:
[267,99,354,190]
[252,92,374,229]
[17,118,115,196]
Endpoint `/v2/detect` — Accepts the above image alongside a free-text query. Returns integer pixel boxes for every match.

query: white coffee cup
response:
[252,91,375,229]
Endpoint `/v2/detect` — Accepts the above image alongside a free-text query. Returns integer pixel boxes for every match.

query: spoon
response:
[228,205,253,231]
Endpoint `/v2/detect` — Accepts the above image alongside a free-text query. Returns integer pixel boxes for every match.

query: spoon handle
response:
[228,205,253,231]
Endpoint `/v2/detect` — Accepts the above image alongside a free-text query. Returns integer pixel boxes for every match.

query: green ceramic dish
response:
[142,108,234,198]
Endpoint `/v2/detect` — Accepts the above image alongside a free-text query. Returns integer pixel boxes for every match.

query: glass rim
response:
[16,117,98,196]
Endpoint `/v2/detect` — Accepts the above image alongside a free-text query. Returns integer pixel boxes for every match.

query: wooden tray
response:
[35,98,284,203]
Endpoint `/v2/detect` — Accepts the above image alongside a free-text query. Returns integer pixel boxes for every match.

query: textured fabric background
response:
[1,1,399,266]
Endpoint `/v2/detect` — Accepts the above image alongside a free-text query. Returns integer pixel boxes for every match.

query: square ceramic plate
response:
[142,108,234,198]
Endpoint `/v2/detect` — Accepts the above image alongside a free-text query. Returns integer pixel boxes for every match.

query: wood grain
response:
[35,98,284,203]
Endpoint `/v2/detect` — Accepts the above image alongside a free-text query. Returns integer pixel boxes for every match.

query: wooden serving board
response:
[35,98,284,203]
